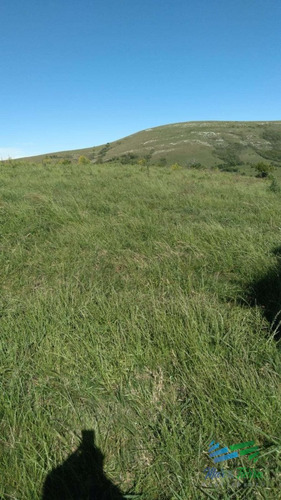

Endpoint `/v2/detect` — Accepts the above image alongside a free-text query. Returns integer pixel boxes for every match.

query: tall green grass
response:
[0,162,280,499]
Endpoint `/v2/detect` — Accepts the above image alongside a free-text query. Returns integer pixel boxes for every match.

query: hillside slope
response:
[20,121,281,167]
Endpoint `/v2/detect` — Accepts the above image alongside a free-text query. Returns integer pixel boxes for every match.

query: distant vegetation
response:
[16,122,281,176]
[214,141,244,166]
[257,127,281,161]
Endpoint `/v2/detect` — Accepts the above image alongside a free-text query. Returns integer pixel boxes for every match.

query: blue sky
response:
[1,0,281,159]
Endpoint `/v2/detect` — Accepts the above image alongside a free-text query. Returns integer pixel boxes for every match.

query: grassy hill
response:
[0,160,281,498]
[18,121,281,169]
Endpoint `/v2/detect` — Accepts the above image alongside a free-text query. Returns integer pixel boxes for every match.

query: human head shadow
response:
[241,245,281,342]
[42,430,126,500]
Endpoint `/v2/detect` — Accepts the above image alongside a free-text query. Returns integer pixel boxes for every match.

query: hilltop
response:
[19,121,281,168]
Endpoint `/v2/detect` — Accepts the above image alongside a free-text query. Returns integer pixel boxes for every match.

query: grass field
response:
[0,161,281,499]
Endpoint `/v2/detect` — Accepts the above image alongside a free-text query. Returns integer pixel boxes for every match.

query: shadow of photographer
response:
[42,430,126,500]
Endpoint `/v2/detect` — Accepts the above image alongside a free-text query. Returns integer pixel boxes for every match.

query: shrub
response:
[171,163,182,170]
[253,162,274,178]
[138,158,147,166]
[157,157,167,167]
[255,149,281,162]
[119,153,139,164]
[269,176,281,193]
[214,143,243,166]
[217,165,239,172]
[58,159,71,165]
[187,161,204,169]
[42,159,52,166]
[78,155,90,165]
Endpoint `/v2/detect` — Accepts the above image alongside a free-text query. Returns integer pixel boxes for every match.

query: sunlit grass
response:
[0,162,281,499]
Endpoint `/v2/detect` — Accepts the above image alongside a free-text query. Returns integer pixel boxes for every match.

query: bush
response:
[269,176,281,193]
[214,143,243,166]
[58,159,71,165]
[255,149,281,162]
[119,153,139,164]
[171,163,182,170]
[78,155,90,165]
[157,157,167,167]
[253,162,274,178]
[99,144,111,157]
[217,164,239,172]
[187,161,204,169]
[42,159,52,166]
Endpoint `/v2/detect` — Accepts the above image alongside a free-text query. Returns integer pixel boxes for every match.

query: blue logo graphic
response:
[208,440,260,464]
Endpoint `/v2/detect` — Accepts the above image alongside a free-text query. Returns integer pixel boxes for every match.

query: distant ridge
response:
[19,121,281,167]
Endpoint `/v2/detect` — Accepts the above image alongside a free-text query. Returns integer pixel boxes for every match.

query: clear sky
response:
[1,0,281,159]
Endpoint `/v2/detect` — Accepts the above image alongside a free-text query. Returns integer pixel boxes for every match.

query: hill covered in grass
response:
[19,121,281,168]
[0,160,281,498]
